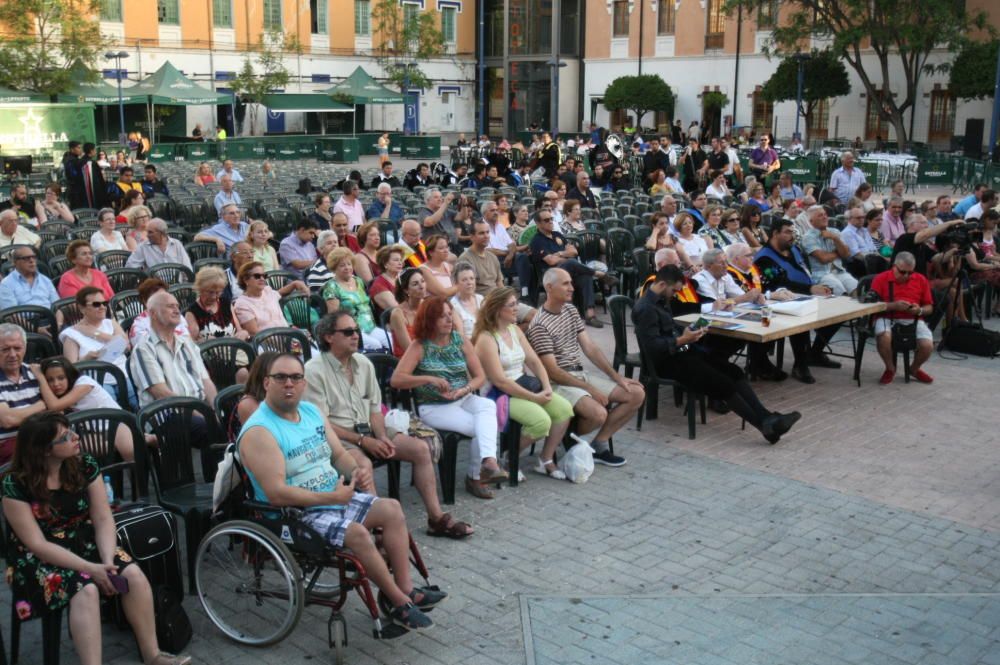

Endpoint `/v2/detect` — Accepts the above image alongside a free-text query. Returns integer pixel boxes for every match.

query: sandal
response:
[479,465,509,483]
[389,602,433,631]
[146,653,192,665]
[409,586,448,610]
[533,458,567,480]
[465,476,494,500]
[426,512,473,539]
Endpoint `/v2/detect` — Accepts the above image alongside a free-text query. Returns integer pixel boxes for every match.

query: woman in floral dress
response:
[1,412,191,665]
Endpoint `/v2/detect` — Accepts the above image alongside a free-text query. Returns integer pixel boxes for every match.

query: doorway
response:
[441,92,456,132]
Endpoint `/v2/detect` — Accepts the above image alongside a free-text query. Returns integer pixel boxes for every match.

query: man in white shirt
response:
[215,159,244,182]
[828,151,867,204]
[692,249,762,313]
[964,188,996,221]
[213,174,242,214]
[721,138,743,189]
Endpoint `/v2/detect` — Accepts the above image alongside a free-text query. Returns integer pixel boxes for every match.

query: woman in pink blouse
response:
[233,261,292,334]
[57,240,114,301]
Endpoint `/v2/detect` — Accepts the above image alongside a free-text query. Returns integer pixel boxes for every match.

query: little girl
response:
[247,220,279,272]
[33,357,145,462]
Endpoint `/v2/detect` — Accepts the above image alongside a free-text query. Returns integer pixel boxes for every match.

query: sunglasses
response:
[14,255,37,261]
[50,427,79,448]
[86,301,108,309]
[248,273,266,280]
[896,269,914,276]
[268,373,305,383]
[334,327,361,337]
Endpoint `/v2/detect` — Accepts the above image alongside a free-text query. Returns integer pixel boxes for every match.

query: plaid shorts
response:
[300,493,378,548]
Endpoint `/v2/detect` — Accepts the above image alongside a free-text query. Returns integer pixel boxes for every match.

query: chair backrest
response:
[137,397,221,492]
[184,241,219,263]
[168,283,196,310]
[214,383,246,443]
[379,306,395,331]
[193,257,229,273]
[265,270,297,291]
[366,352,407,408]
[279,293,313,330]
[75,360,131,410]
[149,262,195,284]
[607,228,636,268]
[199,338,256,389]
[95,249,132,271]
[39,239,70,262]
[0,305,58,335]
[607,295,633,367]
[105,268,147,293]
[110,289,143,322]
[24,331,58,362]
[48,255,72,276]
[253,327,312,362]
[52,296,83,331]
[66,408,143,491]
[0,244,35,263]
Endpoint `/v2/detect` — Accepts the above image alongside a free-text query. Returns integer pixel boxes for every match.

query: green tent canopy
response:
[321,67,404,105]
[56,62,146,105]
[131,62,229,106]
[261,93,353,113]
[0,86,47,104]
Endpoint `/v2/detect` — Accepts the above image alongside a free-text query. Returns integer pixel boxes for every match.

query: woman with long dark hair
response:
[2,412,191,665]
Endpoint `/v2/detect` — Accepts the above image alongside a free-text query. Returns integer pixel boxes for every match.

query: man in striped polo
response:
[0,324,45,464]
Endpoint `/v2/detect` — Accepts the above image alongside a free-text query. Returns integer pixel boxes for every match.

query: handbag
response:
[887,282,917,352]
[515,374,543,393]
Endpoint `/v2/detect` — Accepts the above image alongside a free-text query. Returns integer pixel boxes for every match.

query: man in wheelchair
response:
[238,352,445,631]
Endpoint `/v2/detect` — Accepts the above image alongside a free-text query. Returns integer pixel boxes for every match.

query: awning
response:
[261,93,353,113]
[0,85,47,104]
[131,62,230,106]
[56,61,146,105]
[320,67,404,105]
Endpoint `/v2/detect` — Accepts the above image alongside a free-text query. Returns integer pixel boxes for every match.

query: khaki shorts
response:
[554,370,619,408]
[874,318,932,341]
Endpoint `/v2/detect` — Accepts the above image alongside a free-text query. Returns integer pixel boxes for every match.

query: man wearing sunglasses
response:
[869,252,935,385]
[303,311,473,539]
[0,244,58,311]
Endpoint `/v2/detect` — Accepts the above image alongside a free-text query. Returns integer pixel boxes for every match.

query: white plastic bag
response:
[384,409,411,434]
[559,440,595,484]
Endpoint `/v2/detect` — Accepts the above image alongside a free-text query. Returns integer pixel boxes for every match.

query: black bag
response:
[114,505,191,651]
[515,374,543,393]
[887,282,918,352]
[942,320,1000,357]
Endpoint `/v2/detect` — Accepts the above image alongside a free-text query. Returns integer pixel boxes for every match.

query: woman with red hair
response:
[390,297,506,500]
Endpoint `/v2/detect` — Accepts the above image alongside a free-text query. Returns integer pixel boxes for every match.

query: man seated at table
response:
[869,252,935,385]
[632,266,800,444]
[691,249,760,363]
[725,243,787,381]
[639,248,702,316]
[303,311,472,538]
[755,218,841,384]
[801,205,859,296]
[527,269,644,467]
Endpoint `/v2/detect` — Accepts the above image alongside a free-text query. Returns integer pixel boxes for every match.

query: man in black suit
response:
[70,142,108,209]
[641,137,669,186]
[632,265,801,444]
[565,171,598,209]
[370,160,402,189]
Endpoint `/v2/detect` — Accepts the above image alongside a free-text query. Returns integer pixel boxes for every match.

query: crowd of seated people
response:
[0,133,994,659]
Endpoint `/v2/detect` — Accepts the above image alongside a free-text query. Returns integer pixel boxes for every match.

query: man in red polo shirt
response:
[870,251,935,385]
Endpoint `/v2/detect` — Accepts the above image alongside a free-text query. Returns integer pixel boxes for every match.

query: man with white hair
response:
[366,182,405,228]
[125,218,193,271]
[725,243,788,381]
[130,291,217,408]
[0,209,40,248]
[0,244,58,311]
[870,252,935,384]
[195,203,250,255]
[828,151,867,204]
[213,173,242,214]
[0,323,44,463]
[527,268,644,467]
[418,189,469,245]
[792,195,817,242]
[216,159,244,182]
[692,249,763,312]
[801,205,859,296]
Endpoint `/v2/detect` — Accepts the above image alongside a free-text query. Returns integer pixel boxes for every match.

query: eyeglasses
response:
[538,217,553,222]
[86,301,108,309]
[50,428,79,448]
[134,214,150,220]
[248,273,266,280]
[334,327,361,337]
[14,255,36,261]
[268,373,305,384]
[895,269,913,276]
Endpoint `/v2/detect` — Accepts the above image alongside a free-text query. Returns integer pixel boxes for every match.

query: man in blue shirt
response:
[953,184,985,217]
[213,174,242,214]
[828,152,867,204]
[0,246,59,311]
[366,183,405,226]
[194,204,250,255]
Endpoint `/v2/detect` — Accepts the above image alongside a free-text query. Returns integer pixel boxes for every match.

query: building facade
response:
[94,0,476,136]
[579,0,997,148]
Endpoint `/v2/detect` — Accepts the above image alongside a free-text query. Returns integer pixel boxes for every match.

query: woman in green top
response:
[391,296,507,500]
[322,247,390,350]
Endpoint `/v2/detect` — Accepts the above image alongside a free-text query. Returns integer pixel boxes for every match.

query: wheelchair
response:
[193,454,438,664]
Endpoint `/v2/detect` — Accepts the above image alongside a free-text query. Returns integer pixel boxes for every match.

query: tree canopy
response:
[949,40,999,100]
[760,50,850,141]
[727,0,991,148]
[230,31,297,136]
[370,0,445,91]
[603,75,675,129]
[0,0,101,96]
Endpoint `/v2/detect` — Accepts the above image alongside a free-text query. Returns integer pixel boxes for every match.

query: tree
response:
[229,30,298,136]
[727,0,992,149]
[370,0,445,91]
[603,75,675,130]
[949,40,999,100]
[760,50,851,143]
[0,0,101,96]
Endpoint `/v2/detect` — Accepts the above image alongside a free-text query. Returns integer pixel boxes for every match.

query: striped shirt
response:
[0,365,41,442]
[526,303,585,372]
[129,328,209,407]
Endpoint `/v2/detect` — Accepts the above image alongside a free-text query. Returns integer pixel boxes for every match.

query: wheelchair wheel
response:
[195,520,305,646]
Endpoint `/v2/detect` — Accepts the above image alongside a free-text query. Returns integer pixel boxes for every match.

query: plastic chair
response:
[279,293,313,330]
[0,306,58,337]
[168,283,196,310]
[149,263,195,284]
[265,270,298,291]
[50,297,82,332]
[253,327,313,362]
[213,383,245,444]
[608,296,642,380]
[105,268,147,293]
[199,338,256,389]
[635,342,706,439]
[24,332,58,363]
[95,250,131,271]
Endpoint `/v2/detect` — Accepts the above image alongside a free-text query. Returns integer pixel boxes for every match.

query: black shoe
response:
[597,273,620,289]
[390,602,434,631]
[807,352,842,369]
[709,399,731,414]
[585,317,605,329]
[409,586,448,610]
[791,365,815,384]
[593,449,627,467]
[770,411,802,437]
[757,366,788,382]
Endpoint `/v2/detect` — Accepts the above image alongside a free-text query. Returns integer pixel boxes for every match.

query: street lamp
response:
[793,52,812,142]
[104,51,130,146]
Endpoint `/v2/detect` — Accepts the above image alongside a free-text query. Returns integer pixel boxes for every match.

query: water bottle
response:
[103,475,114,505]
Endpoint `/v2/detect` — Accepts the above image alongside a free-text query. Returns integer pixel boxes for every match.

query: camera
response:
[938,221,979,255]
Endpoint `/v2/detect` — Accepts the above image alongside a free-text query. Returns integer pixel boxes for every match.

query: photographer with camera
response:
[892,215,971,327]
[870,252,935,385]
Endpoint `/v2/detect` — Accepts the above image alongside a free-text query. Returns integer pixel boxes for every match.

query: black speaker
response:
[963,118,984,158]
[1,155,32,176]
